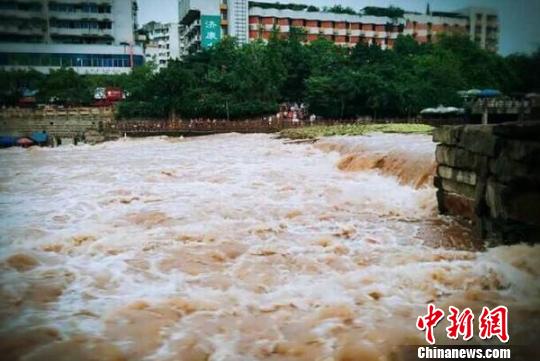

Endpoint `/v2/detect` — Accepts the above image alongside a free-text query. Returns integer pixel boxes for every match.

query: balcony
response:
[50,0,112,3]
[363,30,374,37]
[322,28,333,35]
[49,27,112,37]
[0,23,44,35]
[0,9,44,19]
[48,11,112,21]
[186,34,201,46]
[278,25,290,33]
[181,21,200,39]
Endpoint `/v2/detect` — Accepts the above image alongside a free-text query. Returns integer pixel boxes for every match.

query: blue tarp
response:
[479,89,501,98]
[30,131,48,144]
[0,136,18,148]
[459,89,501,98]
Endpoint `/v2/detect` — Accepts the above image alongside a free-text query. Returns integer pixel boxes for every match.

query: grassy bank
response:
[279,123,434,140]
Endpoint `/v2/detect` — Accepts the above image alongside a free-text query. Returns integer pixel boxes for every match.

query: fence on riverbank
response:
[116,118,287,135]
[0,106,491,141]
[114,117,473,136]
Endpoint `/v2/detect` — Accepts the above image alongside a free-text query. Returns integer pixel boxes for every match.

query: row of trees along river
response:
[1,31,539,119]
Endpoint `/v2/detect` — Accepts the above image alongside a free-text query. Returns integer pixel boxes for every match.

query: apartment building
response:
[460,7,499,52]
[403,11,469,46]
[0,0,144,74]
[248,6,403,49]
[178,0,248,56]
[143,22,181,69]
[249,4,498,50]
[178,1,499,55]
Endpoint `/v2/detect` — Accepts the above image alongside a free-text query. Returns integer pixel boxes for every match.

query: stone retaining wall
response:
[0,107,117,144]
[433,121,540,244]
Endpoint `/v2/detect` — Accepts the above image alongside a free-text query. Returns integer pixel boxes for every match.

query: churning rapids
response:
[0,133,538,361]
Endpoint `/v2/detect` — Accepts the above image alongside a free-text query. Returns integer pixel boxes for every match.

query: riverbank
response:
[279,123,434,140]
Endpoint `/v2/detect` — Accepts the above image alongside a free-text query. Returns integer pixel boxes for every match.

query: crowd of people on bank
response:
[117,103,321,132]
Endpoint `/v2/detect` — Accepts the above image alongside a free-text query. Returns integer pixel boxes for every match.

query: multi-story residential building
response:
[248,6,403,49]
[179,0,248,56]
[460,7,499,52]
[178,1,499,55]
[0,0,144,74]
[403,11,469,46]
[143,22,181,69]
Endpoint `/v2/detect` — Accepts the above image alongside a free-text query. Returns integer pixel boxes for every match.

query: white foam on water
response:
[0,133,538,360]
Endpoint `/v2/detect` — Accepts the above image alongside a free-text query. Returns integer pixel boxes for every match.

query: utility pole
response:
[482,98,489,125]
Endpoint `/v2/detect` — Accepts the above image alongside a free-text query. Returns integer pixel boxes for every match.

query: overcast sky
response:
[138,0,540,55]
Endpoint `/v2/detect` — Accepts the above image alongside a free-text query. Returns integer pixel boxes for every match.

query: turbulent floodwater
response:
[0,133,539,361]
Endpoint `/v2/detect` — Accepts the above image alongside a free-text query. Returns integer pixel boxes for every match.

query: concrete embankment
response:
[0,107,118,145]
[433,121,540,244]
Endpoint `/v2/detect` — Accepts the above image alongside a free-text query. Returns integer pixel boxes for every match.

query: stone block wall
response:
[433,122,540,244]
[0,107,117,144]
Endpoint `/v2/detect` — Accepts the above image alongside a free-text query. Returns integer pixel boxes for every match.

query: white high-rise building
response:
[0,0,144,74]
[460,7,499,52]
[143,22,181,69]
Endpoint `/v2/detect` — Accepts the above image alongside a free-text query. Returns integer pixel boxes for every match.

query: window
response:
[0,52,144,68]
[49,3,110,13]
[0,2,17,10]
[99,21,112,30]
[18,2,42,11]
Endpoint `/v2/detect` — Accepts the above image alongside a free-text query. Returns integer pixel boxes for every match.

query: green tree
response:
[0,69,44,105]
[38,68,92,105]
[2,31,534,120]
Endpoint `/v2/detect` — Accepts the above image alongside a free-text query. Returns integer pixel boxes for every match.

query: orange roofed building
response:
[178,1,499,55]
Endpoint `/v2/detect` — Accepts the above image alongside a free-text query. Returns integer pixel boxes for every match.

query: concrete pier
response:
[433,121,540,244]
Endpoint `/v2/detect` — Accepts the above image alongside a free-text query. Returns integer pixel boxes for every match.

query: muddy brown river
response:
[0,133,538,360]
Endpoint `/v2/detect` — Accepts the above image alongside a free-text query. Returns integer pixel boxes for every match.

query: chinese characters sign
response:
[201,15,221,49]
[416,304,509,344]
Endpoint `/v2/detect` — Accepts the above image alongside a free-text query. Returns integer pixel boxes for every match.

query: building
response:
[403,11,469,46]
[0,0,144,74]
[178,1,499,55]
[460,7,499,52]
[248,6,403,49]
[143,22,181,69]
[179,0,248,56]
[249,4,498,51]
